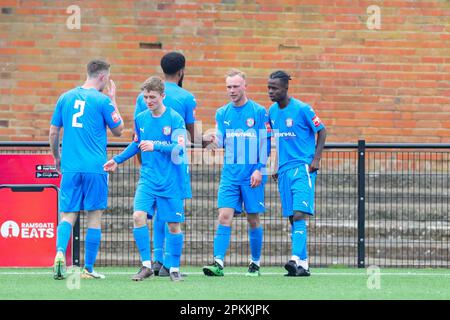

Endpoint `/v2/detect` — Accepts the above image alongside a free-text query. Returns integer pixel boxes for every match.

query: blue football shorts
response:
[278,164,317,217]
[59,172,108,212]
[217,182,265,214]
[134,184,184,223]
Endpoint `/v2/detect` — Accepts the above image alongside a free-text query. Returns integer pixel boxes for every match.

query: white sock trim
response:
[142,261,152,269]
[298,259,309,270]
[215,259,224,268]
[250,260,260,267]
[290,255,301,266]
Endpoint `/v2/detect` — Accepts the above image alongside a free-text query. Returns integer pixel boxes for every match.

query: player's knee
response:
[61,212,78,226]
[86,210,102,229]
[218,210,233,226]
[132,211,147,227]
[293,211,309,222]
[288,215,294,226]
[218,216,232,226]
[246,214,260,229]
[167,222,182,234]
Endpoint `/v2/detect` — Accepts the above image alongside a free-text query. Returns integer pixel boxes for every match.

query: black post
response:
[357,140,366,268]
[72,216,80,266]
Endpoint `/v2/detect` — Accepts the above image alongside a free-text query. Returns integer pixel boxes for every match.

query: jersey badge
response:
[162,126,172,136]
[285,118,293,128]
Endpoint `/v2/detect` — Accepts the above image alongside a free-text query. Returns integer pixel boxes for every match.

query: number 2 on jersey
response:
[72,99,85,128]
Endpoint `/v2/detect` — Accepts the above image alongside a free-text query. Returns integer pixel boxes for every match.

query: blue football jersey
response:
[114,108,191,199]
[50,87,122,174]
[135,82,196,124]
[268,97,325,174]
[216,99,271,185]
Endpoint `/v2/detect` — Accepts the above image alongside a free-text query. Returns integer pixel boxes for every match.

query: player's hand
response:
[105,79,116,101]
[250,169,262,188]
[201,133,213,148]
[272,173,278,182]
[54,158,61,175]
[103,159,118,172]
[309,158,320,172]
[203,133,219,149]
[139,140,154,152]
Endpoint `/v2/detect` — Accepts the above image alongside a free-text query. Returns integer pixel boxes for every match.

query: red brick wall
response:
[0,0,449,143]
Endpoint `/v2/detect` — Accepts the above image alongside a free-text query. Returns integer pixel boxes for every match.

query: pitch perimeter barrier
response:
[1,141,448,268]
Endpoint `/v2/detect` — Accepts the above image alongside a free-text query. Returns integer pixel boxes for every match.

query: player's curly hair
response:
[269,70,291,87]
[160,52,186,75]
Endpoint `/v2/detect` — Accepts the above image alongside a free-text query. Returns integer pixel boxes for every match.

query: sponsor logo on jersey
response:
[226,132,257,138]
[312,115,322,127]
[149,140,171,146]
[111,111,120,123]
[274,132,297,138]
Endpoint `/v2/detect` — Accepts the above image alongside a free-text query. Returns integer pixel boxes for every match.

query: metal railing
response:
[1,141,449,268]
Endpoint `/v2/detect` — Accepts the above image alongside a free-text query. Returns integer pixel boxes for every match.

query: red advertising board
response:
[0,154,72,267]
[0,185,74,266]
[0,154,61,186]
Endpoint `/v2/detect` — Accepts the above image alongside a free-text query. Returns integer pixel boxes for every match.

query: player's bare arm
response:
[106,79,124,137]
[310,127,327,172]
[271,145,279,182]
[49,125,61,173]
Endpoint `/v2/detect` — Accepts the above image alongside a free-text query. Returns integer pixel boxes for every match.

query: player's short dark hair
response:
[87,59,110,78]
[269,70,291,86]
[141,76,165,94]
[160,52,186,75]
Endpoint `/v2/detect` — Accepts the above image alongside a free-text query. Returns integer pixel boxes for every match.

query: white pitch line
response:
[1,271,450,276]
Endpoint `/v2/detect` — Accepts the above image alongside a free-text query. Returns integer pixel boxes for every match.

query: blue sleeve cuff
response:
[256,163,266,171]
[113,142,139,164]
[153,143,184,155]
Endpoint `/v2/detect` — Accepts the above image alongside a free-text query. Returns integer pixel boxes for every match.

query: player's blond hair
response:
[226,69,246,81]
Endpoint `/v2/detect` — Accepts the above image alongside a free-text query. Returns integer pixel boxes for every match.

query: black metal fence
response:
[1,141,448,268]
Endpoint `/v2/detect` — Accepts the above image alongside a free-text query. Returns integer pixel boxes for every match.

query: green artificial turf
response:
[0,267,449,300]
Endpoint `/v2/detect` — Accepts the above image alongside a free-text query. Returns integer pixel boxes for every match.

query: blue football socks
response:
[292,220,308,260]
[249,226,263,263]
[152,213,166,263]
[133,225,151,264]
[213,224,231,261]
[56,220,72,254]
[165,232,184,269]
[84,228,101,273]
